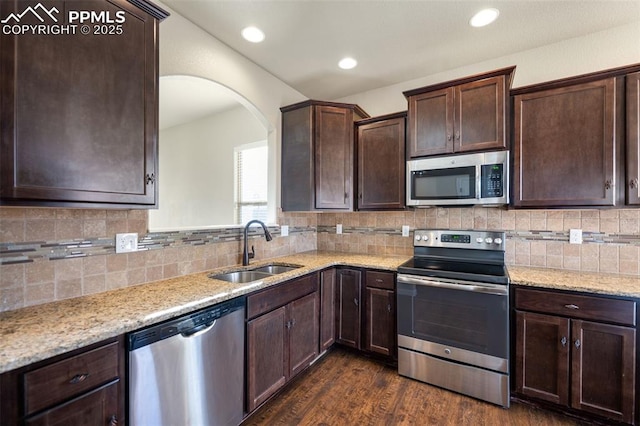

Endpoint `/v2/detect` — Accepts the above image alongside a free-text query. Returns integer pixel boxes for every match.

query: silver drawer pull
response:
[564,304,580,310]
[69,373,89,384]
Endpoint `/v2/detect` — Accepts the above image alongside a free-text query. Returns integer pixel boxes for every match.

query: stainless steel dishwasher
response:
[128,297,245,426]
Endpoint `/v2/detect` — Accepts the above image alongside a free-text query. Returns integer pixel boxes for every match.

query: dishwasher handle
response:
[180,319,217,338]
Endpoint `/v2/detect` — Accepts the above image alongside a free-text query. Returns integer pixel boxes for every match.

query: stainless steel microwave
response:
[406,150,509,207]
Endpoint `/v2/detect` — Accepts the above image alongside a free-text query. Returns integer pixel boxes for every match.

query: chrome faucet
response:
[242,220,273,266]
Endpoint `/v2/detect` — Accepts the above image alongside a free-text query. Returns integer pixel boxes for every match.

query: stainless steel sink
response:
[209,263,302,284]
[209,270,273,283]
[250,264,301,274]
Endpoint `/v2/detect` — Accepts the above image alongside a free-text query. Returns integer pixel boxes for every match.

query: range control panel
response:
[413,229,506,251]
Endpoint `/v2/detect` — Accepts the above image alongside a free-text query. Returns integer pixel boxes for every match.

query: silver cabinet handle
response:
[564,304,579,310]
[574,339,581,348]
[561,336,567,347]
[69,373,89,384]
[353,298,359,306]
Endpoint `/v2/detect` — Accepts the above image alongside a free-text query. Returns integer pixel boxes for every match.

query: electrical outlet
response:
[569,229,583,244]
[280,225,289,237]
[115,232,138,253]
[402,225,410,237]
[336,224,343,234]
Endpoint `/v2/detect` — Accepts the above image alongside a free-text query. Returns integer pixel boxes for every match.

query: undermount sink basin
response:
[209,270,272,284]
[250,264,301,274]
[209,263,302,284]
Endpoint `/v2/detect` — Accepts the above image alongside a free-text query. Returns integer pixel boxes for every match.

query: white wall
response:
[156,0,307,221]
[335,21,640,116]
[149,106,267,231]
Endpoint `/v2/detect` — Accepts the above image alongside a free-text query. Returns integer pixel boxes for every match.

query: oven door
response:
[397,274,509,372]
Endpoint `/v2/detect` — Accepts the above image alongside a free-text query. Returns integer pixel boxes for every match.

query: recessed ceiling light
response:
[242,26,265,43]
[469,8,500,27]
[338,57,358,70]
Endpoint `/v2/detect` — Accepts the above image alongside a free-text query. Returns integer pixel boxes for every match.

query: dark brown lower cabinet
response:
[25,382,118,426]
[336,268,362,349]
[515,287,636,424]
[246,274,319,412]
[0,337,124,425]
[320,269,337,352]
[336,268,396,359]
[365,287,395,357]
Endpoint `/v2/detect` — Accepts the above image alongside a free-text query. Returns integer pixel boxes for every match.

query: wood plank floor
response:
[242,348,590,426]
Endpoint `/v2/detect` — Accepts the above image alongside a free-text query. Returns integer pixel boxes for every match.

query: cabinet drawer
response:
[365,270,395,290]
[247,274,318,319]
[24,342,119,415]
[515,287,636,326]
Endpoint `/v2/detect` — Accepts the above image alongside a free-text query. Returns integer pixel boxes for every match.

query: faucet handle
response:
[249,245,255,259]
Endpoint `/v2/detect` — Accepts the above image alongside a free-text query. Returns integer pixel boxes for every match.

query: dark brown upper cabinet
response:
[0,0,168,208]
[626,71,640,205]
[403,67,515,158]
[281,100,368,211]
[356,112,406,210]
[511,65,640,208]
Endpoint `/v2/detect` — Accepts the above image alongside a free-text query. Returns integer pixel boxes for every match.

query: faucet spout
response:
[242,220,272,266]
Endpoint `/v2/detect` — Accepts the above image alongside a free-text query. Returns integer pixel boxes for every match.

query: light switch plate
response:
[280,225,289,237]
[336,224,343,234]
[115,233,138,253]
[569,229,583,244]
[402,225,410,237]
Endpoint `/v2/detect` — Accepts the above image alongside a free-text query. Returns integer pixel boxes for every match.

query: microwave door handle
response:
[397,275,508,296]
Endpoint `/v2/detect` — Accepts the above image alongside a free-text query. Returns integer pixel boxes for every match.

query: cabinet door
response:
[513,78,619,207]
[247,307,287,412]
[627,72,640,205]
[281,106,315,211]
[570,320,636,424]
[336,269,362,349]
[288,292,319,377]
[515,311,570,405]
[365,287,395,357]
[407,88,454,157]
[315,106,354,209]
[357,116,406,210]
[455,76,506,152]
[25,382,118,426]
[0,0,159,207]
[320,269,336,352]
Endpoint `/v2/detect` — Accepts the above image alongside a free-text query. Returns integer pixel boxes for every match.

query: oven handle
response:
[397,274,508,296]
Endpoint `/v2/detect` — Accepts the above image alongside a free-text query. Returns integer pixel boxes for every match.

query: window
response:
[235,142,268,224]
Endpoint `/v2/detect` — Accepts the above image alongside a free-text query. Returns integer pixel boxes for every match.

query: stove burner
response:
[399,229,509,285]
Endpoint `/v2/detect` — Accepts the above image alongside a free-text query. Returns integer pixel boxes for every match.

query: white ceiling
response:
[162,0,640,100]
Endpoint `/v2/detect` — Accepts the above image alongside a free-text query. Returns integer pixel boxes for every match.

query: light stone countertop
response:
[0,251,409,374]
[509,266,640,299]
[3,251,640,375]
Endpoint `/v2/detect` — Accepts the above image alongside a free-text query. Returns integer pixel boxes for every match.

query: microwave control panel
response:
[481,164,504,198]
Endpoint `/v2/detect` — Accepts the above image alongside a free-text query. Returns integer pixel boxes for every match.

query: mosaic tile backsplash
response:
[2,206,640,312]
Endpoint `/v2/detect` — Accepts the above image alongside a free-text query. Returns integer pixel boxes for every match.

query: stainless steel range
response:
[397,229,510,407]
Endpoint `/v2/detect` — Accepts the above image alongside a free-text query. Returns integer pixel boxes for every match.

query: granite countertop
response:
[509,266,640,299]
[0,251,409,374]
[3,251,640,375]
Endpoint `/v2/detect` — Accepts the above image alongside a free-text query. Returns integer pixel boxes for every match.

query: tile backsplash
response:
[2,206,640,312]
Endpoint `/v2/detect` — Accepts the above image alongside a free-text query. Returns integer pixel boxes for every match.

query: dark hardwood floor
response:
[242,348,590,426]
